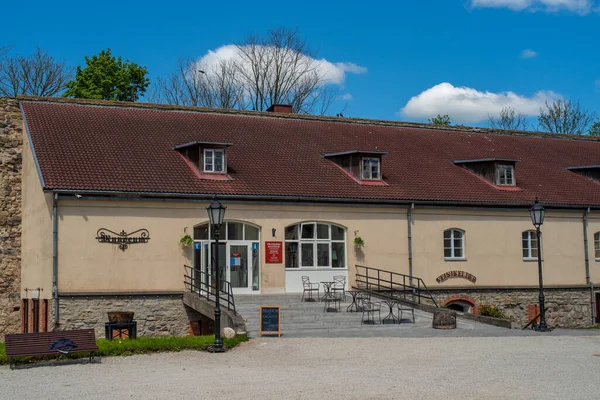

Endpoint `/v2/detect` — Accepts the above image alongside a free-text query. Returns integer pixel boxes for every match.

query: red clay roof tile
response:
[20,100,600,207]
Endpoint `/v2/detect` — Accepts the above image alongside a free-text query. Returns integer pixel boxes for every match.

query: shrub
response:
[478,305,507,319]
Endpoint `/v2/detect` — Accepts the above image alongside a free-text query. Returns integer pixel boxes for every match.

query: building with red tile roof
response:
[13,97,600,335]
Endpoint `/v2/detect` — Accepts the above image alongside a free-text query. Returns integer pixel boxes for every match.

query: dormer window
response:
[453,158,519,188]
[173,141,232,180]
[496,164,515,186]
[323,150,387,185]
[204,149,225,173]
[362,158,381,180]
[567,165,600,183]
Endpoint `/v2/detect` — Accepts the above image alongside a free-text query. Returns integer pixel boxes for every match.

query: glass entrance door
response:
[229,244,249,290]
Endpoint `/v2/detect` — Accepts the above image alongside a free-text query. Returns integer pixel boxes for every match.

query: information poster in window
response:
[265,241,283,263]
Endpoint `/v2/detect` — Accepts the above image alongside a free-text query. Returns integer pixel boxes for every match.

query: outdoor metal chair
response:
[331,275,346,300]
[398,304,415,323]
[301,276,320,302]
[360,298,381,325]
[323,292,342,312]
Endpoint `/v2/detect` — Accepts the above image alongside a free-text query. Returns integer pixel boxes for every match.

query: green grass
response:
[0,335,249,366]
[586,324,600,329]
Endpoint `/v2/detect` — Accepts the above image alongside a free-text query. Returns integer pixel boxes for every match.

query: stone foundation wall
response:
[58,295,202,338]
[0,97,22,340]
[430,287,595,328]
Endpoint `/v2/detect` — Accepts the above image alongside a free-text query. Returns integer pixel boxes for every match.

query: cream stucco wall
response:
[21,130,53,299]
[54,201,405,294]
[412,209,591,288]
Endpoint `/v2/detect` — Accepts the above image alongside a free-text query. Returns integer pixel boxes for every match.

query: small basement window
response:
[496,165,515,186]
[204,149,225,173]
[362,158,381,180]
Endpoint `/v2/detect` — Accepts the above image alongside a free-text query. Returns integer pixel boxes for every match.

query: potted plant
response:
[180,234,193,248]
[354,236,365,248]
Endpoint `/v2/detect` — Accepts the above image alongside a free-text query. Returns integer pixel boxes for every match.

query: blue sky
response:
[3,0,599,125]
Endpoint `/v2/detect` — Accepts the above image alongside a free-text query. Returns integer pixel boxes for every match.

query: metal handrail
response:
[183,265,236,313]
[522,307,549,330]
[354,264,438,307]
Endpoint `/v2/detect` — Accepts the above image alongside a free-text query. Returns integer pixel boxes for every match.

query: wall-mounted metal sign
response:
[96,229,150,251]
[436,270,476,284]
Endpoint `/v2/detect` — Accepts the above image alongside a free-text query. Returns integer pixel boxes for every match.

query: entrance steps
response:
[235,294,435,338]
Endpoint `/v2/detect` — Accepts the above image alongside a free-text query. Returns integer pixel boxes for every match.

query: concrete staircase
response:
[235,294,434,338]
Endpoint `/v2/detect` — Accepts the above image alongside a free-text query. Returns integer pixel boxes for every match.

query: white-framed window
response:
[284,222,346,269]
[496,165,515,186]
[522,230,539,260]
[444,229,465,260]
[203,149,225,173]
[595,232,600,260]
[362,158,381,180]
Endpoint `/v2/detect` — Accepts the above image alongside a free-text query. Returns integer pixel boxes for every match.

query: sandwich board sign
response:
[259,306,280,337]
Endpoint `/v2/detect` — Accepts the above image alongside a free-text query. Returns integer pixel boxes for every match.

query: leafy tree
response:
[537,99,596,135]
[428,114,451,126]
[488,107,528,131]
[64,49,149,101]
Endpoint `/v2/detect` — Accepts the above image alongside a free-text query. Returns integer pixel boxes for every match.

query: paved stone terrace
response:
[235,294,597,338]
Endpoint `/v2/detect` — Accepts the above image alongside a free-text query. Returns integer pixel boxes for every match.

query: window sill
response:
[444,258,467,262]
[523,258,538,262]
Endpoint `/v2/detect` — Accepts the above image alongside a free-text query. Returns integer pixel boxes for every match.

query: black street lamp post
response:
[207,199,227,352]
[529,200,551,332]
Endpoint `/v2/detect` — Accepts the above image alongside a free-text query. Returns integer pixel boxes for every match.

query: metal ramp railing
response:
[183,264,236,313]
[354,264,438,308]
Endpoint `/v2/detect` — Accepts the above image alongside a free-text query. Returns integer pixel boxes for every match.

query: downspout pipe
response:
[583,207,595,325]
[52,192,59,326]
[407,203,414,289]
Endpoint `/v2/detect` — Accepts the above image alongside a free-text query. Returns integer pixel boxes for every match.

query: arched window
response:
[522,230,539,260]
[193,221,259,241]
[443,229,465,260]
[595,232,600,260]
[285,222,346,269]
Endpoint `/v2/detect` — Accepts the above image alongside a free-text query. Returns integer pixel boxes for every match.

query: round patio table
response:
[382,299,400,324]
[346,290,363,312]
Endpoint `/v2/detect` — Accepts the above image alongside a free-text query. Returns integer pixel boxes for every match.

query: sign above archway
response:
[436,270,476,284]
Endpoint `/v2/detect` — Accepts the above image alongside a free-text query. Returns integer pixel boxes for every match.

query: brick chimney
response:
[266,104,293,113]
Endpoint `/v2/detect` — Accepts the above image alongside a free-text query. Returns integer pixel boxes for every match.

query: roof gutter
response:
[49,189,600,211]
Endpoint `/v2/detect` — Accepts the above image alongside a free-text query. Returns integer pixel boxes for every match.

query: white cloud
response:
[341,93,353,100]
[520,49,538,58]
[196,44,367,86]
[400,82,560,123]
[470,0,594,14]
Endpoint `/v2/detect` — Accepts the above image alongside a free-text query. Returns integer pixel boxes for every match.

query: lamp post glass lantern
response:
[529,200,550,332]
[207,200,227,352]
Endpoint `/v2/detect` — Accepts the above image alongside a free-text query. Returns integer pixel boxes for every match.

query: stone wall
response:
[58,295,202,338]
[431,287,595,328]
[0,97,22,339]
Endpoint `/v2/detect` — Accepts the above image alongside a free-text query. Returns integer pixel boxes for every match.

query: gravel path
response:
[2,336,600,400]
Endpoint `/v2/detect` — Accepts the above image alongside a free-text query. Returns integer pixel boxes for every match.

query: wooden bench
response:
[5,329,99,369]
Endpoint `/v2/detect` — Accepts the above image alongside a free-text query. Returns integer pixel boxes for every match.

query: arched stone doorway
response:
[443,295,477,314]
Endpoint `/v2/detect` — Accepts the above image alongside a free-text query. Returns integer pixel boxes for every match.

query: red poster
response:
[265,241,283,263]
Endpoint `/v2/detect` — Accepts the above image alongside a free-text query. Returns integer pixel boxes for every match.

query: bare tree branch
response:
[0,47,73,97]
[488,107,529,130]
[152,28,340,115]
[537,99,596,135]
